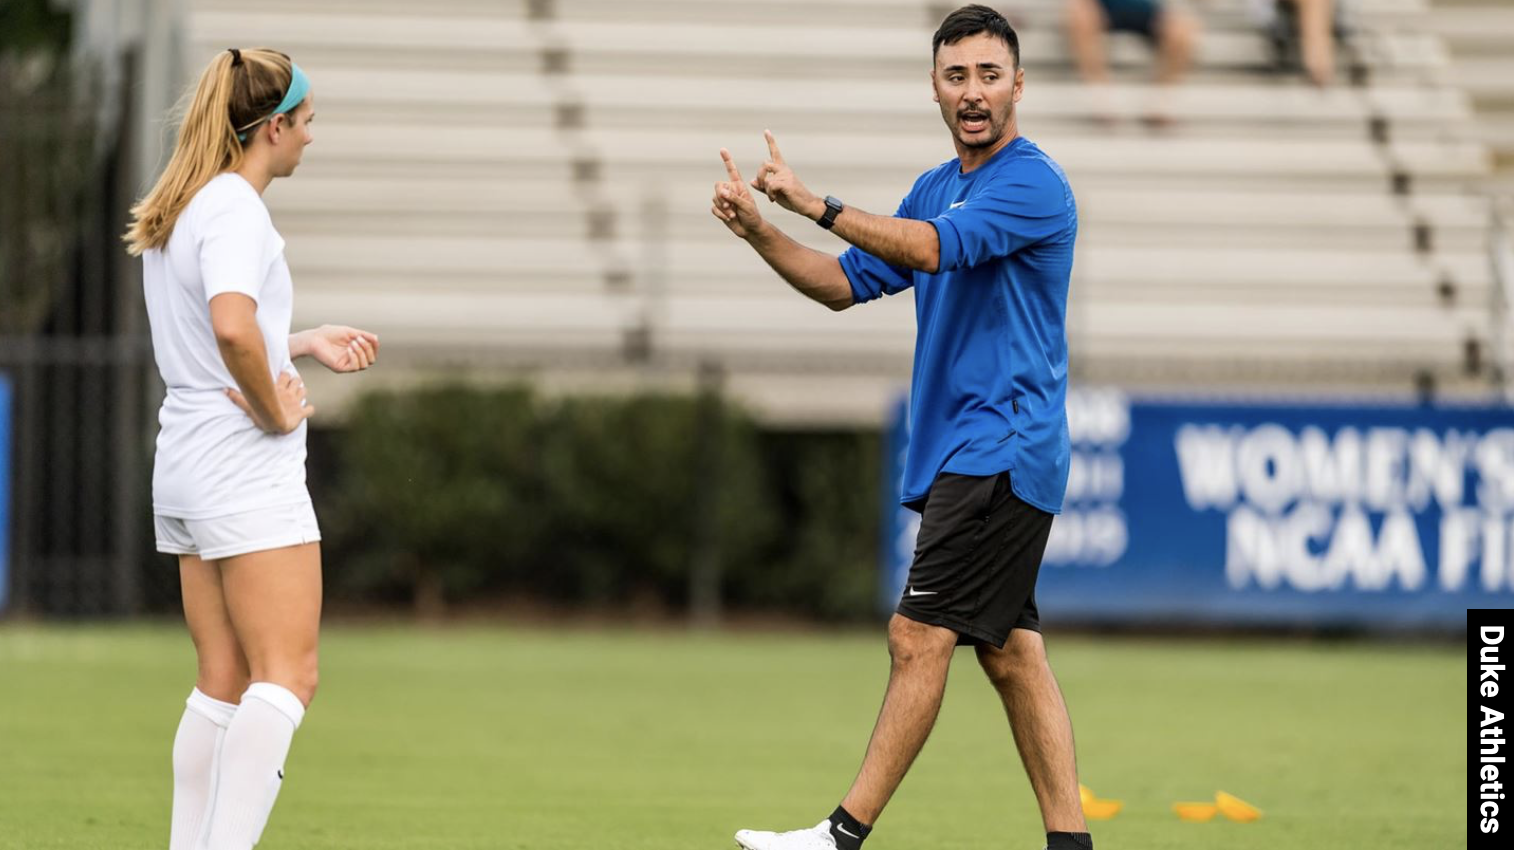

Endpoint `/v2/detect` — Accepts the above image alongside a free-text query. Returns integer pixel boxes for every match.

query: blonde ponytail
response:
[124,48,293,256]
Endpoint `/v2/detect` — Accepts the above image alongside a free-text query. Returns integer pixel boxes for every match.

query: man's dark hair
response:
[932,4,1020,67]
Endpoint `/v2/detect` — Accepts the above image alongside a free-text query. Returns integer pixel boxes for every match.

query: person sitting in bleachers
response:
[1250,0,1341,87]
[1063,0,1200,126]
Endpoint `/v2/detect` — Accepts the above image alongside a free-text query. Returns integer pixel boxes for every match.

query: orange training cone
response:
[1083,798,1123,820]
[1078,784,1123,820]
[1216,791,1263,822]
[1173,802,1219,822]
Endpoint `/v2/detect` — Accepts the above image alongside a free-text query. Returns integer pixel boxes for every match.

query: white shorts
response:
[155,501,322,561]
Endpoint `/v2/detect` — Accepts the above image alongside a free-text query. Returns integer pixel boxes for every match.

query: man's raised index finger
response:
[720,148,742,182]
[764,130,785,165]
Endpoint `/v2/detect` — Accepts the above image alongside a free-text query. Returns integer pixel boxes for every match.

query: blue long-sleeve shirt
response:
[840,136,1077,514]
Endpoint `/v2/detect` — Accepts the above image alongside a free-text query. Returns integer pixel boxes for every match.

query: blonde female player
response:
[124,48,377,850]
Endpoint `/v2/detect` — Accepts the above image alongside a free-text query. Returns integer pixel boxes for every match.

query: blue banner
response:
[0,375,10,613]
[882,390,1514,629]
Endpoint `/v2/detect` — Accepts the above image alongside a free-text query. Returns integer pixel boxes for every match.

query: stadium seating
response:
[1427,0,1514,189]
[185,0,1500,421]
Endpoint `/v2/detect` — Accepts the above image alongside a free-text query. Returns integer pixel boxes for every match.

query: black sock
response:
[1046,832,1093,850]
[827,806,871,850]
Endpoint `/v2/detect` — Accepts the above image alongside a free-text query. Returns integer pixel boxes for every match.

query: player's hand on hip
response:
[712,148,764,239]
[308,324,380,373]
[227,369,315,434]
[750,130,822,219]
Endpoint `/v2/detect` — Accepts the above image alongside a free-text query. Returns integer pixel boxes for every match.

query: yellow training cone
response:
[1083,798,1123,821]
[1077,785,1122,820]
[1216,791,1263,822]
[1173,802,1219,822]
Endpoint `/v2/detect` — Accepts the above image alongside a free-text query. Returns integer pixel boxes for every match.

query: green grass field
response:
[0,623,1464,849]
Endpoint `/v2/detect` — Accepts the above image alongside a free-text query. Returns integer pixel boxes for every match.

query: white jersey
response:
[142,172,308,519]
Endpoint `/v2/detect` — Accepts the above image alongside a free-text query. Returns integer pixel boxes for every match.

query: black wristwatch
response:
[817,195,844,230]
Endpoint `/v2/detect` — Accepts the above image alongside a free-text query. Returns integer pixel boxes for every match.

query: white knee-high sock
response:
[170,688,238,850]
[201,682,306,850]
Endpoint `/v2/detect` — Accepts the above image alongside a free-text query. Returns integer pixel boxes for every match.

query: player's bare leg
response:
[1154,6,1197,86]
[1294,0,1336,86]
[198,542,322,850]
[976,629,1086,833]
[221,542,322,706]
[1063,0,1111,85]
[170,555,251,850]
[1064,0,1121,127]
[181,554,253,702]
[1147,6,1198,127]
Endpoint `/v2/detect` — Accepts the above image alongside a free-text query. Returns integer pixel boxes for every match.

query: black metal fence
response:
[1,49,160,617]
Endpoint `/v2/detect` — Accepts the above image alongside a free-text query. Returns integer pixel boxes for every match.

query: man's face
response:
[932,33,1023,149]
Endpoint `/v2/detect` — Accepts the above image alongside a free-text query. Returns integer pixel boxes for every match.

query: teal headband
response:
[236,63,310,142]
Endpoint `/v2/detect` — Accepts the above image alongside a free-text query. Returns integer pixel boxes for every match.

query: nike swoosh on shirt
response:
[948,200,966,209]
[906,587,938,597]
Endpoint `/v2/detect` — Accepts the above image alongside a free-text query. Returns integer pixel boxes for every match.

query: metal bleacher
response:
[1428,0,1514,186]
[184,0,1497,422]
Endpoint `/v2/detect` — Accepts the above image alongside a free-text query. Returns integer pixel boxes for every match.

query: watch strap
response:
[818,196,843,230]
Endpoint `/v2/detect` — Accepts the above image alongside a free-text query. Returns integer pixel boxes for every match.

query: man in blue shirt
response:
[713,7,1090,850]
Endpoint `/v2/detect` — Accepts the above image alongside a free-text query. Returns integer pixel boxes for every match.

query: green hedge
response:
[0,0,71,54]
[319,384,882,620]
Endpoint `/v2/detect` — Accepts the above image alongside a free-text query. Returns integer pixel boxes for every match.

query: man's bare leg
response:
[976,629,1087,834]
[837,614,960,825]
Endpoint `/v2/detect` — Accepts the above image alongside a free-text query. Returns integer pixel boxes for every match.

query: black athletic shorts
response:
[896,471,1054,648]
[1098,0,1163,42]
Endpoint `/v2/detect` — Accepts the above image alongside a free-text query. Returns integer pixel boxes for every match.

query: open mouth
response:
[959,111,989,133]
